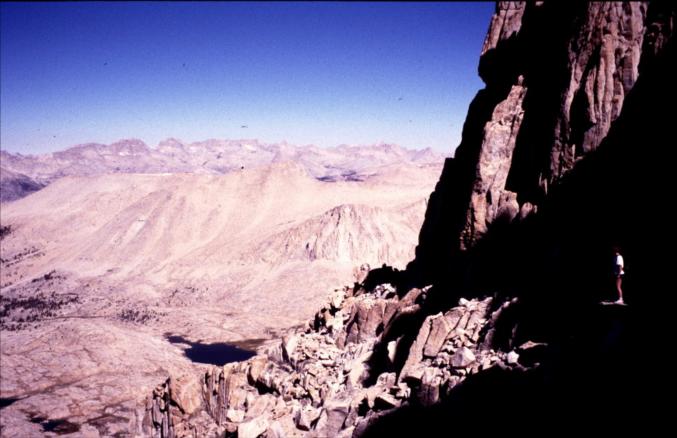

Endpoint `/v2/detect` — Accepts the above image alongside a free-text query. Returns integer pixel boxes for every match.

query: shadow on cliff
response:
[360,9,675,433]
[454,31,675,346]
[363,308,656,437]
[395,0,675,357]
[361,303,664,436]
[406,2,587,286]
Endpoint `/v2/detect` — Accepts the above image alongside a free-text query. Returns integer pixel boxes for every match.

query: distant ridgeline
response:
[142,2,675,436]
[0,140,446,202]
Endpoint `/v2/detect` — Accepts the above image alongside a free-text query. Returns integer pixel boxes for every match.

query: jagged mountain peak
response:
[1,138,445,202]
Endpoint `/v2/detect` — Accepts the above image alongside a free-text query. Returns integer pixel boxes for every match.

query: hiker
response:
[613,246,625,304]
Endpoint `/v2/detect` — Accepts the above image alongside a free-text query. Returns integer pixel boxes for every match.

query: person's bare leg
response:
[615,277,624,304]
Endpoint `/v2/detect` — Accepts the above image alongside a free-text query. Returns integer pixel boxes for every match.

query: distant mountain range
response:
[0,138,447,202]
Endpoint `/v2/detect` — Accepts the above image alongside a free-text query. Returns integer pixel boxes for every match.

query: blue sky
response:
[0,2,494,154]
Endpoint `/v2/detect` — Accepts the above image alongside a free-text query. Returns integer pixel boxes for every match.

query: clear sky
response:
[1,1,494,155]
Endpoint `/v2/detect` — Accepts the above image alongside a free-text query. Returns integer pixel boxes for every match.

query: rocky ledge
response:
[142,274,535,437]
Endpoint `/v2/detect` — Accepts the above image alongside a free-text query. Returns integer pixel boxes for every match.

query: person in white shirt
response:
[613,247,625,304]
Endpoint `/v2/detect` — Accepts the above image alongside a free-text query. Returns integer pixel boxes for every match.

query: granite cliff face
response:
[411,1,674,280]
[140,2,675,436]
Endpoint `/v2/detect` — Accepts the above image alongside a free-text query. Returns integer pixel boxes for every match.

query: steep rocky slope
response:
[141,2,675,436]
[411,1,673,281]
[142,285,512,437]
[0,162,436,292]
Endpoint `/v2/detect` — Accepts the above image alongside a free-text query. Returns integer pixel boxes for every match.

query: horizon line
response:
[1,136,453,157]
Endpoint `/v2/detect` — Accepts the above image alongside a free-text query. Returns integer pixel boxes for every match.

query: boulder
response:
[398,315,434,383]
[400,287,425,307]
[330,289,345,310]
[374,392,401,410]
[443,308,464,331]
[423,313,454,357]
[226,409,245,423]
[450,346,476,368]
[382,300,400,329]
[417,367,442,407]
[245,394,276,420]
[247,356,268,385]
[345,300,386,344]
[282,335,299,362]
[227,387,248,412]
[295,405,321,431]
[506,351,520,364]
[376,372,396,388]
[265,420,286,438]
[400,363,425,385]
[169,374,202,416]
[326,310,344,334]
[238,416,269,438]
[313,399,351,437]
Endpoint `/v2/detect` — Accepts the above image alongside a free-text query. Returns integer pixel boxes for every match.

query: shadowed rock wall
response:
[410,2,673,285]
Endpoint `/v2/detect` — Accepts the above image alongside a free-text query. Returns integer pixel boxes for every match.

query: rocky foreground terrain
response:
[141,2,674,437]
[143,279,521,437]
